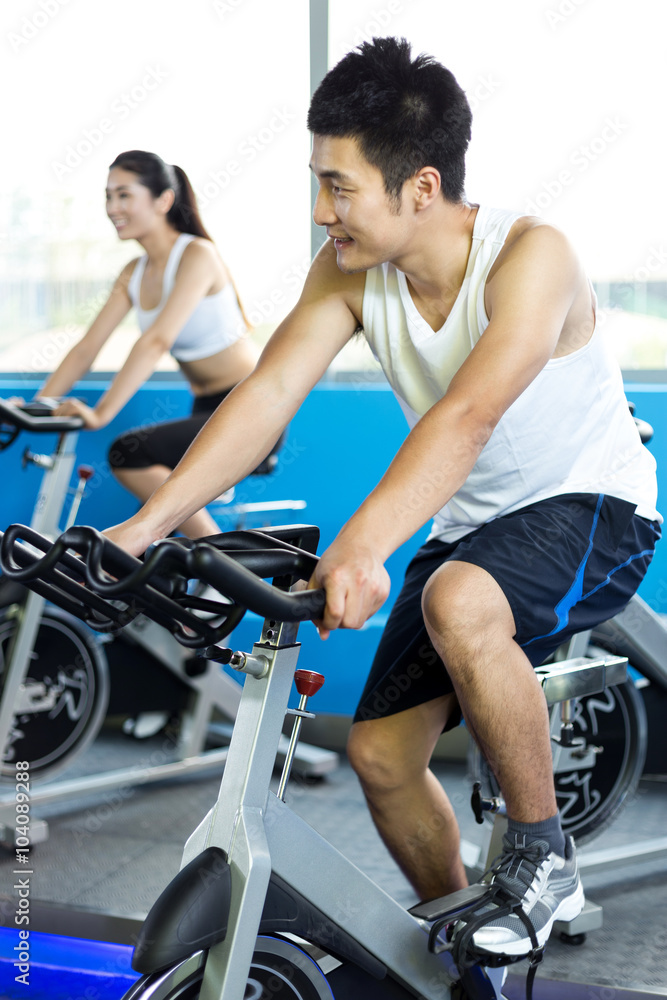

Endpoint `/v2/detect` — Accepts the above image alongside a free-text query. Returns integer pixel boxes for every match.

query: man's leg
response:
[347,694,468,901]
[422,558,583,952]
[421,559,557,826]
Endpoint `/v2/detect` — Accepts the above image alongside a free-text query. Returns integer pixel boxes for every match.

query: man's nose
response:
[312,187,338,228]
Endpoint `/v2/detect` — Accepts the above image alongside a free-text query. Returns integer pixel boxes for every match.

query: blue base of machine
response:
[0,927,138,999]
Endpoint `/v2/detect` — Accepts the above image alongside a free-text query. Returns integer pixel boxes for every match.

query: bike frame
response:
[136,614,459,1000]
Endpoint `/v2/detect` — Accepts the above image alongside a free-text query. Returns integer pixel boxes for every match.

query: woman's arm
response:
[64,241,228,428]
[41,264,134,399]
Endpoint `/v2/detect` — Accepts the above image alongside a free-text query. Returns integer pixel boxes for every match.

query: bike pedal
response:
[409,883,490,923]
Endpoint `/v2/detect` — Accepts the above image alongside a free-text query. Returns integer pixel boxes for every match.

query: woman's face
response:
[105,167,167,240]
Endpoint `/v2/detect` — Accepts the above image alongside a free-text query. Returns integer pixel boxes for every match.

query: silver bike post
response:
[0,429,79,834]
[196,621,303,1000]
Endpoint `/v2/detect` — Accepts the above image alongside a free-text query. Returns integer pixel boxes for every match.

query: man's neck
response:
[396,201,478,330]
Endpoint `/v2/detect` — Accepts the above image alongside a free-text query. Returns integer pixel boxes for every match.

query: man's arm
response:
[105,241,364,555]
[311,224,586,635]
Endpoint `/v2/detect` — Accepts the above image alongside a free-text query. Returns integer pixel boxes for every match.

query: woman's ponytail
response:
[167,164,212,240]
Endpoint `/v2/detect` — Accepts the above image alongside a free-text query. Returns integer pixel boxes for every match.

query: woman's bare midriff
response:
[179,335,261,396]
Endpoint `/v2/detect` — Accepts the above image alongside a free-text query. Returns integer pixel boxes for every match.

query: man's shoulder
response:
[488,216,578,284]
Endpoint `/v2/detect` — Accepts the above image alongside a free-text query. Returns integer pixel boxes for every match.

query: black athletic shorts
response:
[354,493,661,726]
[108,388,284,474]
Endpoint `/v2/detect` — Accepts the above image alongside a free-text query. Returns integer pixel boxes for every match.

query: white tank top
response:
[362,205,661,542]
[128,233,246,361]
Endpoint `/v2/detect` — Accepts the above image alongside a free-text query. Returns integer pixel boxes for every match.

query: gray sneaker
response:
[470,833,584,956]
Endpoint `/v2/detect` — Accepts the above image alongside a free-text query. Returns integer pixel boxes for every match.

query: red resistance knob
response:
[77,465,95,481]
[294,669,325,698]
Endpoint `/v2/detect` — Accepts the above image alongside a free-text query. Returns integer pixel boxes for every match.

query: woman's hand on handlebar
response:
[307,533,390,640]
[53,397,105,429]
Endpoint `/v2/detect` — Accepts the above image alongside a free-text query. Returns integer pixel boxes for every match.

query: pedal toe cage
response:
[410,883,544,1000]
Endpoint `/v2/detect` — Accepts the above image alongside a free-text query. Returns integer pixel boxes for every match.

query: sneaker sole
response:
[474,880,585,956]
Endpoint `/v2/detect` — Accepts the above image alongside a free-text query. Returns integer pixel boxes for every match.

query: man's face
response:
[310,135,409,274]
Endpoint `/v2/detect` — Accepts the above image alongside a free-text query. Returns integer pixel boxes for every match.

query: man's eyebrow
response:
[308,165,353,183]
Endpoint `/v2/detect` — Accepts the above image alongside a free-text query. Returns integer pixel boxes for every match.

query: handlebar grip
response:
[0,397,83,433]
[188,544,326,622]
[0,524,143,587]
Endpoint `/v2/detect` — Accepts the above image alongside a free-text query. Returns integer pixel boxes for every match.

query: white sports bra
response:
[127,233,246,361]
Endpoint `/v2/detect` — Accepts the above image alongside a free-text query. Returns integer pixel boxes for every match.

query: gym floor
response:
[1,724,666,998]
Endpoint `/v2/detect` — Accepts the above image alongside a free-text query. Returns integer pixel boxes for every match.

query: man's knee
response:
[347,700,453,793]
[347,720,405,792]
[421,561,516,658]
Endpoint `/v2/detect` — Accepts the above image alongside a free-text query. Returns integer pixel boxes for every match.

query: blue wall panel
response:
[1,377,664,715]
[623,383,667,614]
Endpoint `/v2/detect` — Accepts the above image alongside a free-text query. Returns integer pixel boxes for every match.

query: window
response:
[1,0,665,376]
[329,0,667,371]
[0,0,311,377]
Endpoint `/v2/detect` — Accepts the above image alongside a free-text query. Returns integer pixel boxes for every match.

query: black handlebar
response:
[0,397,83,434]
[0,523,325,649]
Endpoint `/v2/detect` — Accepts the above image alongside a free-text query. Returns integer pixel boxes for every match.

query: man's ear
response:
[412,167,442,211]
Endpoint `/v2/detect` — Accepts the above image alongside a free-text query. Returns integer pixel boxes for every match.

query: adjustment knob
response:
[77,465,95,481]
[294,669,325,698]
[203,645,233,664]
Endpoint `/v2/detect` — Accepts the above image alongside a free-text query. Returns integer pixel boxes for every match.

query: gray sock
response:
[507,813,566,858]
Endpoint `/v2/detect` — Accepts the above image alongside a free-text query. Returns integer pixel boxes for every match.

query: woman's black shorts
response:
[354,493,661,726]
[108,389,283,473]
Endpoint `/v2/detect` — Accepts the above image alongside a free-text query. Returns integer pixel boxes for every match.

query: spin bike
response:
[0,520,649,1000]
[0,398,336,846]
